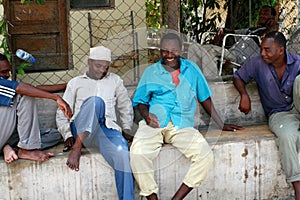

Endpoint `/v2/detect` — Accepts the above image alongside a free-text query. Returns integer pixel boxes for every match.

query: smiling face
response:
[0,59,11,79]
[87,59,110,80]
[160,38,181,70]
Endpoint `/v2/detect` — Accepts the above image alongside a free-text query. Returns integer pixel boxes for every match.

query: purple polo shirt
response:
[233,51,300,118]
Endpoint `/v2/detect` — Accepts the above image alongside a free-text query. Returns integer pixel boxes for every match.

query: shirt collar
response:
[82,72,110,79]
[158,57,188,74]
[286,50,295,66]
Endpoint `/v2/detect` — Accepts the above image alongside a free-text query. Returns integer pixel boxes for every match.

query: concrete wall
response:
[0,127,294,199]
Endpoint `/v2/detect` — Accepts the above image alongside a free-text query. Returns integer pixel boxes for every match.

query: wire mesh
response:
[11,0,300,85]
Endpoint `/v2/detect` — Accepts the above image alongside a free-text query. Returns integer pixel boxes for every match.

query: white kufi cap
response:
[89,46,111,62]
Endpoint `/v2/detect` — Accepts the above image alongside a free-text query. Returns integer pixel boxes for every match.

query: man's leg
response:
[269,111,300,199]
[281,74,300,199]
[130,120,164,199]
[293,75,300,113]
[293,181,300,200]
[66,96,106,171]
[70,96,134,199]
[96,125,134,200]
[165,125,213,199]
[2,129,19,163]
[0,95,52,162]
[15,95,41,149]
[0,97,18,150]
[15,95,54,161]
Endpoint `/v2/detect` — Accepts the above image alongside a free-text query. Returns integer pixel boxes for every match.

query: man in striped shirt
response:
[0,53,72,164]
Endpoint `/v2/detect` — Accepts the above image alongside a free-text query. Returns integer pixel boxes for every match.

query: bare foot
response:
[66,147,81,171]
[3,145,18,164]
[17,148,54,162]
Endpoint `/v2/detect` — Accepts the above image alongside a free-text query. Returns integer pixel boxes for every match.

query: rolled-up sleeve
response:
[56,83,75,140]
[115,78,133,130]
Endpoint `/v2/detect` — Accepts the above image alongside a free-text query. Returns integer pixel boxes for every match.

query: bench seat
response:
[0,125,294,199]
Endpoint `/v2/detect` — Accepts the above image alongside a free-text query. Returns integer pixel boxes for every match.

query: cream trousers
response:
[130,121,214,196]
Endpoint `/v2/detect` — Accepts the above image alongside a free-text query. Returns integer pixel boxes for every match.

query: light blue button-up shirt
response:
[132,58,212,129]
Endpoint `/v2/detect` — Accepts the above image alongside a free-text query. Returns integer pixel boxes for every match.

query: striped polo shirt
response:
[0,77,19,107]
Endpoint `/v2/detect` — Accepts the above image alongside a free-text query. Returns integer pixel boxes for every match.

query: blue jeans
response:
[70,96,134,200]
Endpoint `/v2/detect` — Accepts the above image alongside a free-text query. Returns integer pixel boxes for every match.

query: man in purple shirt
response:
[233,31,300,199]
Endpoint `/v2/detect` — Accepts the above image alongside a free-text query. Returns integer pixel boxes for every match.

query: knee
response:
[82,96,105,111]
[278,133,297,148]
[84,96,104,105]
[192,148,214,167]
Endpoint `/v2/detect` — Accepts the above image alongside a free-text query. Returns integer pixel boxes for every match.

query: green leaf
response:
[17,68,25,75]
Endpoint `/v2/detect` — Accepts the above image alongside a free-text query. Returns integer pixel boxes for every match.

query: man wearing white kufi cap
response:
[56,45,134,200]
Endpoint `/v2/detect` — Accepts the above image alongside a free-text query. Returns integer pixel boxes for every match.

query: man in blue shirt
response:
[233,31,300,199]
[0,53,72,164]
[130,32,243,200]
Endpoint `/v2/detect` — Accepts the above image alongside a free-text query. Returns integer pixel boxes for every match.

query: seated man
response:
[233,31,300,200]
[130,32,243,199]
[190,5,278,77]
[0,53,72,164]
[214,5,278,46]
[56,46,134,200]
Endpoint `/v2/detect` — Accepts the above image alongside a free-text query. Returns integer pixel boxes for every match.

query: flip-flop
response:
[63,145,72,152]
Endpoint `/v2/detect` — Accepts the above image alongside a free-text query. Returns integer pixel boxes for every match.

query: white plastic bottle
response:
[16,49,36,63]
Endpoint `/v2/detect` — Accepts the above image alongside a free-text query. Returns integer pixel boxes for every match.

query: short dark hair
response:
[264,31,287,49]
[0,53,8,61]
[160,33,182,49]
[261,5,277,17]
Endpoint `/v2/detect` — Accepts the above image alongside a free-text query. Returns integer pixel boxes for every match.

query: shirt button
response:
[285,96,288,99]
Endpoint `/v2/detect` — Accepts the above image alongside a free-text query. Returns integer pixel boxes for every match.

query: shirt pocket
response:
[281,79,294,97]
[176,89,196,112]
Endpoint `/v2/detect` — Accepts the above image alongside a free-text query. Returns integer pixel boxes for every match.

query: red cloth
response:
[170,69,180,86]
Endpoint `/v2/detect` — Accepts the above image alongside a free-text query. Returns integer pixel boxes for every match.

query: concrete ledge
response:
[0,145,119,199]
[151,125,293,200]
[0,125,294,199]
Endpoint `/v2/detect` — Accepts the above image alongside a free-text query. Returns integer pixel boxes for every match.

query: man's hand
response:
[122,129,133,142]
[222,124,244,132]
[213,28,225,45]
[239,94,252,114]
[56,96,72,120]
[145,113,160,128]
[63,137,74,152]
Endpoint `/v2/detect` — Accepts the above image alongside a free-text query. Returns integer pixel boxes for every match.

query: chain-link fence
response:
[11,0,300,85]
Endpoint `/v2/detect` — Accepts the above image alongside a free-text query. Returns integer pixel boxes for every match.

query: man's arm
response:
[201,97,243,131]
[16,82,72,120]
[56,84,75,141]
[115,79,134,141]
[233,77,252,114]
[36,83,67,93]
[138,104,160,128]
[115,79,134,131]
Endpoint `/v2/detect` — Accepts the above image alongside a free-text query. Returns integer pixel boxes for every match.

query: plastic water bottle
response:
[16,49,36,63]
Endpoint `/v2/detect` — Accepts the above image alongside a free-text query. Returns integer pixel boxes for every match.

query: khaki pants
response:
[130,121,214,196]
[0,95,41,150]
[269,75,300,183]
